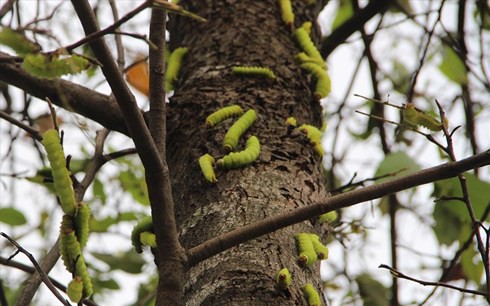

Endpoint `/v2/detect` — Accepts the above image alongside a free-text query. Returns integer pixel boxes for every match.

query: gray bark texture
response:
[166,1,330,305]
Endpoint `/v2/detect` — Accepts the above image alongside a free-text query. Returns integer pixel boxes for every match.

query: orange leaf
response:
[126,59,149,96]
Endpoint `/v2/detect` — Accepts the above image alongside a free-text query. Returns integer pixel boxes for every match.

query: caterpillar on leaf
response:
[223,109,257,151]
[67,277,84,303]
[199,154,217,183]
[218,135,260,169]
[300,62,331,99]
[131,216,154,253]
[140,231,157,249]
[276,268,292,290]
[295,233,317,266]
[308,234,329,260]
[22,53,89,79]
[165,47,188,92]
[302,283,322,306]
[75,203,91,249]
[318,211,337,224]
[42,129,77,216]
[403,103,444,131]
[278,0,294,26]
[232,66,276,79]
[205,105,244,127]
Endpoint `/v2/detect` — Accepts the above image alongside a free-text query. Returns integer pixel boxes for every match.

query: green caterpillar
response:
[60,221,92,298]
[75,203,90,249]
[276,268,292,290]
[199,154,217,183]
[205,105,244,127]
[308,234,329,260]
[66,277,84,303]
[403,103,443,131]
[131,216,154,253]
[294,25,323,65]
[42,129,77,216]
[296,52,324,66]
[140,231,157,248]
[300,62,331,99]
[218,136,260,169]
[223,109,257,151]
[232,66,276,79]
[22,53,89,79]
[295,233,317,266]
[318,211,337,224]
[165,47,188,92]
[278,0,294,26]
[285,117,297,127]
[302,283,322,306]
[0,27,40,56]
[298,124,324,156]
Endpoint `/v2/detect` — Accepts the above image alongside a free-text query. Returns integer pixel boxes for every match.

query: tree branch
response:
[320,0,391,58]
[187,149,490,266]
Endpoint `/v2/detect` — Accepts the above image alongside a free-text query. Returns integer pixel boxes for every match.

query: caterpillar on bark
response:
[205,105,244,127]
[278,0,294,26]
[218,136,260,169]
[298,124,324,156]
[276,268,292,289]
[302,283,322,306]
[232,66,276,79]
[300,62,331,99]
[403,103,443,131]
[131,216,154,253]
[199,154,217,183]
[223,109,257,151]
[295,233,317,266]
[42,129,77,216]
[318,211,337,224]
[308,234,329,260]
[296,52,324,66]
[165,47,188,92]
[294,25,323,65]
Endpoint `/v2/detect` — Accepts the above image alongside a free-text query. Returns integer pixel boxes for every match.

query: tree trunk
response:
[166,1,330,304]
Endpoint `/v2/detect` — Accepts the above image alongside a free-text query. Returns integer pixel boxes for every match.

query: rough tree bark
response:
[166,1,329,305]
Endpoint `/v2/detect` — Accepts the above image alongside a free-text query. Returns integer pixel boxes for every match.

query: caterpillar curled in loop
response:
[278,0,294,26]
[232,66,276,79]
[75,203,91,249]
[276,268,292,290]
[140,231,157,249]
[298,124,324,156]
[67,277,84,303]
[295,233,317,267]
[302,283,322,306]
[294,26,323,65]
[165,47,188,92]
[218,136,260,169]
[308,234,329,260]
[223,109,257,151]
[131,216,154,253]
[300,63,331,99]
[403,103,443,132]
[205,105,244,127]
[199,154,217,183]
[42,129,77,216]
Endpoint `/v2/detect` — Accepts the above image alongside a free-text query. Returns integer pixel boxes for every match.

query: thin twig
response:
[379,264,487,296]
[1,233,71,306]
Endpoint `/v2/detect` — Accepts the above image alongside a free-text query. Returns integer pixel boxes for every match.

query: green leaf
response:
[93,278,120,290]
[331,1,354,31]
[91,250,146,274]
[433,202,467,246]
[90,212,138,233]
[0,27,40,56]
[461,243,484,285]
[119,170,150,205]
[0,207,27,226]
[92,179,106,203]
[438,46,468,85]
[356,274,389,306]
[22,53,90,79]
[374,151,421,183]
